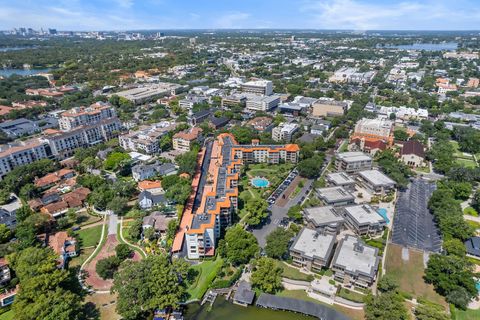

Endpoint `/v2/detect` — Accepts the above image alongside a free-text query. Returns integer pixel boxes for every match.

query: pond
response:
[184,297,317,320]
[251,177,270,188]
[0,68,52,77]
[381,42,458,51]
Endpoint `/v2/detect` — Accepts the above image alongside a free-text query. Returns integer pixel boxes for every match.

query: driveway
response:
[108,214,118,235]
[252,179,313,247]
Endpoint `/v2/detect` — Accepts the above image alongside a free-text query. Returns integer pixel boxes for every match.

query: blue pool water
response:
[251,177,269,188]
[476,281,480,292]
[377,208,390,224]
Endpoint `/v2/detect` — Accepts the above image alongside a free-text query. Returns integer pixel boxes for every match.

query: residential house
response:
[0,194,21,229]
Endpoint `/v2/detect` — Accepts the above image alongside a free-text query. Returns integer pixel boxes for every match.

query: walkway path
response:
[119,217,147,257]
[79,214,107,292]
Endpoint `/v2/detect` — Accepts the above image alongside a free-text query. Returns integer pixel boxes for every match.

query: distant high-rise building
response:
[48,28,57,35]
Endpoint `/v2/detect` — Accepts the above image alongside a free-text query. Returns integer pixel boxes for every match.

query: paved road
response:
[108,214,118,235]
[252,179,313,247]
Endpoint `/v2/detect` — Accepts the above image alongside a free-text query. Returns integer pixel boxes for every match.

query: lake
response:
[0,68,52,77]
[0,46,38,52]
[184,297,317,320]
[381,42,458,51]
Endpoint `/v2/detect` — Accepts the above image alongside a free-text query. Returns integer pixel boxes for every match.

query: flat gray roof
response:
[337,151,372,163]
[303,206,344,227]
[332,235,379,279]
[290,228,335,261]
[327,172,356,186]
[317,186,355,203]
[358,169,395,187]
[343,204,386,225]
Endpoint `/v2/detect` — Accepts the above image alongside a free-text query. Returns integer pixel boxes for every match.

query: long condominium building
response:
[59,102,117,131]
[352,118,394,145]
[0,139,53,179]
[173,134,299,259]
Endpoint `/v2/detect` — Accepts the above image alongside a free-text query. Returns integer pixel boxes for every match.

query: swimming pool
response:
[251,177,270,188]
[377,208,390,224]
[476,280,480,292]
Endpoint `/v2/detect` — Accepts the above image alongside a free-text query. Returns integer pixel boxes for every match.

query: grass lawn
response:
[85,292,120,320]
[0,311,13,320]
[385,244,447,307]
[69,247,95,268]
[455,308,480,320]
[337,288,365,303]
[277,290,365,320]
[464,206,479,217]
[456,158,477,168]
[187,258,224,301]
[75,224,104,248]
[76,210,102,226]
[275,260,313,281]
[467,220,480,230]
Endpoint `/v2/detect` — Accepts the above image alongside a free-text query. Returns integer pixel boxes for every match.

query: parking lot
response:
[391,178,442,252]
[267,169,299,208]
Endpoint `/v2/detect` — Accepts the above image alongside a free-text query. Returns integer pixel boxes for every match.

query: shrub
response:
[96,256,121,280]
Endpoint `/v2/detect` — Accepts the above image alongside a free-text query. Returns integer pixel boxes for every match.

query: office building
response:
[245,94,280,112]
[290,228,336,271]
[332,235,380,288]
[335,152,372,173]
[111,83,184,105]
[272,123,299,142]
[342,205,386,236]
[241,80,273,95]
[326,172,356,191]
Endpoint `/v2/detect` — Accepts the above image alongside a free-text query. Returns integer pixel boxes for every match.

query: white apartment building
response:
[354,118,393,140]
[58,102,117,131]
[119,122,177,154]
[241,80,273,95]
[0,139,52,179]
[44,118,121,159]
[172,127,203,152]
[272,123,299,142]
[245,95,280,112]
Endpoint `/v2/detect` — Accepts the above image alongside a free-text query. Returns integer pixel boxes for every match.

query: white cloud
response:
[302,0,480,30]
[215,12,251,29]
[114,0,134,9]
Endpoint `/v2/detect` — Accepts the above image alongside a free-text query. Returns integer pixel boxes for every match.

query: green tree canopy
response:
[221,225,258,266]
[251,257,283,294]
[244,198,269,226]
[112,255,189,320]
[265,227,294,259]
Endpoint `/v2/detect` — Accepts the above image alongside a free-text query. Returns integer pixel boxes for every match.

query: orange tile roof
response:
[138,180,162,191]
[0,105,13,116]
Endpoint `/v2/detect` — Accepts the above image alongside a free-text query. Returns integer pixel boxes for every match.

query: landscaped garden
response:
[239,163,294,204]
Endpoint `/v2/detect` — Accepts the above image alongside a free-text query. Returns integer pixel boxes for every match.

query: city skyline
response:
[1,0,480,32]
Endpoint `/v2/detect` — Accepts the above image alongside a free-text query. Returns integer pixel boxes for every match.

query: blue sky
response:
[1,0,479,31]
